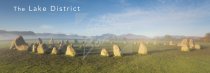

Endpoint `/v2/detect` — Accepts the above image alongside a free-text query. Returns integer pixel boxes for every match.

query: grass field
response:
[0,40,210,73]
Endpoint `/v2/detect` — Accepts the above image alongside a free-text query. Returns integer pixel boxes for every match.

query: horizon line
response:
[0,29,206,38]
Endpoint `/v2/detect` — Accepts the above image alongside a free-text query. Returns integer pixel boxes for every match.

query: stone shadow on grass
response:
[149,48,178,54]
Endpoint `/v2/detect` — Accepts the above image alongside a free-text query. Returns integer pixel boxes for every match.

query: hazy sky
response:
[0,0,210,37]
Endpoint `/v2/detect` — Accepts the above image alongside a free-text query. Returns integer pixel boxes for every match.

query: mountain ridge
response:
[0,30,202,40]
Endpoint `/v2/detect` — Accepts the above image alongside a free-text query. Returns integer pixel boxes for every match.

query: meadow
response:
[0,40,210,73]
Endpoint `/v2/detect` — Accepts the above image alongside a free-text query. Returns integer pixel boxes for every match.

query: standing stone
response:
[113,44,121,57]
[32,45,35,53]
[38,38,43,44]
[138,42,148,55]
[58,40,64,50]
[48,38,54,51]
[181,45,189,52]
[180,39,190,52]
[49,38,54,45]
[169,41,174,46]
[10,35,29,51]
[181,39,188,47]
[189,39,194,49]
[65,45,76,57]
[32,44,38,53]
[48,38,54,48]
[37,44,45,54]
[51,47,57,55]
[194,44,201,50]
[37,38,46,54]
[100,48,109,57]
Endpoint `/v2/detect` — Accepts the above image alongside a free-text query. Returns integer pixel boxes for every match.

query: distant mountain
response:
[36,33,66,36]
[92,33,149,40]
[93,33,117,39]
[0,30,202,40]
[0,30,7,33]
[0,30,36,36]
[0,30,149,40]
[119,33,148,39]
[154,35,202,40]
[0,30,88,40]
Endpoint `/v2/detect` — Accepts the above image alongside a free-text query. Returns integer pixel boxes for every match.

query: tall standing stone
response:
[65,45,76,57]
[32,43,38,53]
[100,48,109,56]
[37,44,45,54]
[10,35,29,51]
[51,47,58,55]
[49,38,54,45]
[181,45,189,52]
[189,39,194,49]
[48,38,54,48]
[180,39,190,52]
[138,42,148,55]
[37,38,46,54]
[113,44,121,57]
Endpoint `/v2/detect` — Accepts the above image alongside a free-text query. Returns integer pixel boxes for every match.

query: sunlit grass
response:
[0,40,210,73]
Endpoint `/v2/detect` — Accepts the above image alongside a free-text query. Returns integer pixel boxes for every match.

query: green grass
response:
[0,40,210,73]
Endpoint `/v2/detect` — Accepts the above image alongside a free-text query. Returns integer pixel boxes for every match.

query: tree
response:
[74,39,78,44]
[203,33,210,42]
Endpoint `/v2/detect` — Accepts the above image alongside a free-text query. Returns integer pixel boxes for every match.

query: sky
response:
[0,0,210,37]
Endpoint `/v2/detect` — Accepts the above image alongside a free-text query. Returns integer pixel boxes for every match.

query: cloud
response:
[84,6,210,36]
[39,25,54,29]
[119,0,130,6]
